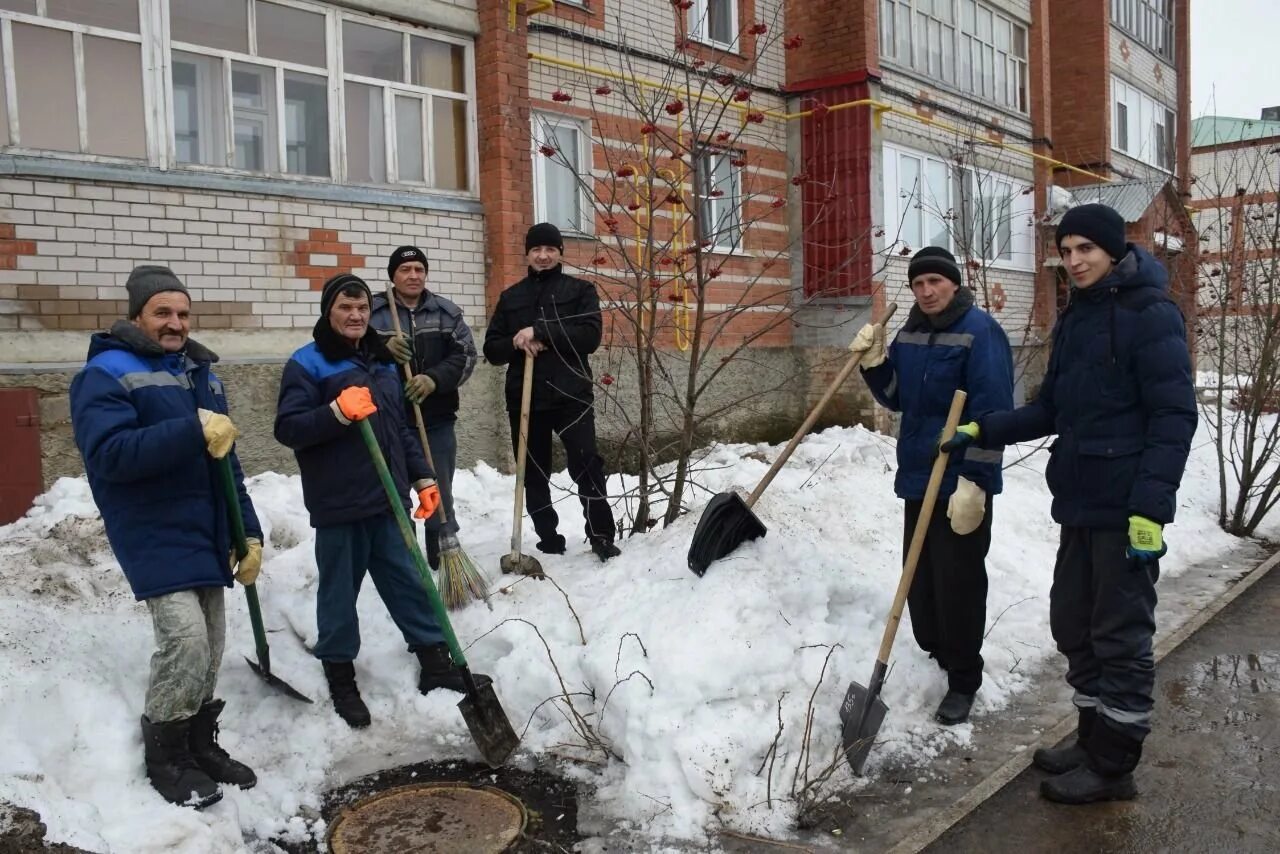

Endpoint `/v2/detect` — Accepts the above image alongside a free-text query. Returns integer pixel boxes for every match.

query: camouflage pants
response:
[144,587,225,722]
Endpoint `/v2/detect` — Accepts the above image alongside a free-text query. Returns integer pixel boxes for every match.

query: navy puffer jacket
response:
[979,246,1196,528]
[70,323,262,601]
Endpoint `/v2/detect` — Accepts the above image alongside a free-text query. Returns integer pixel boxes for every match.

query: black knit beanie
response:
[525,222,564,253]
[319,272,372,317]
[907,246,963,288]
[387,245,428,279]
[1056,203,1127,261]
[126,265,189,319]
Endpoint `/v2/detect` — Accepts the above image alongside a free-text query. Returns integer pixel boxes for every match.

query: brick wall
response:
[784,0,877,86]
[1048,0,1110,184]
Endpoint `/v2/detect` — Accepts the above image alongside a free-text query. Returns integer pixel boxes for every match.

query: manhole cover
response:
[328,782,527,854]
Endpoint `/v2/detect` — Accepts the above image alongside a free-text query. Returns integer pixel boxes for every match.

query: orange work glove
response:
[330,386,377,424]
[413,480,441,520]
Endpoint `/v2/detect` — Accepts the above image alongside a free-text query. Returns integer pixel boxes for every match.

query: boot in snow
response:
[1039,765,1137,804]
[141,715,222,809]
[415,644,492,695]
[323,661,371,728]
[934,690,975,725]
[590,538,621,562]
[1034,707,1095,774]
[535,534,566,555]
[189,699,256,788]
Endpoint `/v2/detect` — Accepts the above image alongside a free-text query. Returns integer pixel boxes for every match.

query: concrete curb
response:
[885,547,1280,854]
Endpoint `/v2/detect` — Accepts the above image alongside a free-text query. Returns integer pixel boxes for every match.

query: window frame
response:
[1111,75,1176,173]
[1110,0,1174,62]
[689,0,740,53]
[531,111,594,236]
[694,145,743,252]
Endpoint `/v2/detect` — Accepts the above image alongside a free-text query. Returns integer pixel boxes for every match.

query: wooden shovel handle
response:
[510,355,536,554]
[746,302,899,507]
[875,388,968,665]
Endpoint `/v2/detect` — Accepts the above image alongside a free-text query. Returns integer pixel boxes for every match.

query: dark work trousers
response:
[903,494,993,695]
[312,513,444,662]
[1051,526,1159,743]
[509,403,616,545]
[420,419,459,537]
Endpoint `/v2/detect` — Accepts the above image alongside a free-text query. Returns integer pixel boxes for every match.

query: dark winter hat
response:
[525,222,564,253]
[1056,203,1127,261]
[319,272,372,317]
[907,246,963,288]
[387,245,428,279]
[126,265,189,319]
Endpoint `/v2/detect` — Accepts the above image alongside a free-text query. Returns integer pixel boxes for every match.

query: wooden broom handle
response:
[510,355,536,554]
[876,389,968,664]
[746,302,899,507]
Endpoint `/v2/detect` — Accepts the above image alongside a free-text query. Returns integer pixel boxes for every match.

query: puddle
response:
[1178,652,1277,697]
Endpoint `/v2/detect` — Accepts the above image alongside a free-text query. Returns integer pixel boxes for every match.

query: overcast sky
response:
[1190,0,1279,119]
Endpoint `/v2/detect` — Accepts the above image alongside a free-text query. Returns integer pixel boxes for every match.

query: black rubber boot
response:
[590,538,621,562]
[934,690,975,725]
[415,644,492,695]
[140,715,222,809]
[323,661,371,728]
[1034,707,1095,774]
[189,699,256,789]
[535,534,566,555]
[1039,765,1137,804]
[426,530,441,571]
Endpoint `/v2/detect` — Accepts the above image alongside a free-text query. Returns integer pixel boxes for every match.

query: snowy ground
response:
[0,418,1263,853]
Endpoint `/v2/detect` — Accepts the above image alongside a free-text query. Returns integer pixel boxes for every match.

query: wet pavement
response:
[926,555,1280,854]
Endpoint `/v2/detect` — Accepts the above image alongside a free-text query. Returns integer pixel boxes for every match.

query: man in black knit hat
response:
[943,203,1196,803]
[483,222,618,562]
[855,245,1014,726]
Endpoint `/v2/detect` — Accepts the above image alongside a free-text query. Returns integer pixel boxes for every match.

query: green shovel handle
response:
[214,455,271,675]
[357,418,468,669]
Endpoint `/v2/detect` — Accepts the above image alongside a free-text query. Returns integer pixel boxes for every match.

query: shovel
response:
[214,456,313,704]
[839,388,967,774]
[500,355,544,577]
[357,418,520,767]
[687,303,898,576]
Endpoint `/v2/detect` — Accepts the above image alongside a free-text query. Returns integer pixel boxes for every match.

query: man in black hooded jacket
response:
[483,223,618,562]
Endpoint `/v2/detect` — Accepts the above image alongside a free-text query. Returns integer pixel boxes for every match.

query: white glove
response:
[947,476,986,536]
[849,322,886,368]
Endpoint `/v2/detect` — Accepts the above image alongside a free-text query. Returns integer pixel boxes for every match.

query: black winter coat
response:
[370,291,477,424]
[979,246,1196,529]
[483,265,603,412]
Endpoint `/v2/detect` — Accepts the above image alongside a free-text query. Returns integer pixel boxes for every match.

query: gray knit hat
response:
[126,265,189,319]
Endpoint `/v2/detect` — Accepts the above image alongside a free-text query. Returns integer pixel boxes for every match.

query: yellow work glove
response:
[197,408,238,459]
[1126,515,1166,563]
[413,480,441,520]
[939,421,980,455]
[947,477,986,536]
[231,537,263,586]
[386,332,413,364]
[405,374,437,405]
[849,322,887,368]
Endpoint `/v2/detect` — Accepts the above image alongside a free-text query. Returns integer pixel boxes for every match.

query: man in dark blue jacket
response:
[371,246,478,569]
[275,272,489,729]
[71,265,261,809]
[858,246,1015,726]
[943,204,1197,803]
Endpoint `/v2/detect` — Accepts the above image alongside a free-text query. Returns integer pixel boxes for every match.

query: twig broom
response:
[385,283,488,609]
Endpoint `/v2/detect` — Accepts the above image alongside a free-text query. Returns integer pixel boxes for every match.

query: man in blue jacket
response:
[70,265,261,809]
[371,246,478,569]
[943,204,1197,803]
[275,272,489,729]
[856,246,1015,726]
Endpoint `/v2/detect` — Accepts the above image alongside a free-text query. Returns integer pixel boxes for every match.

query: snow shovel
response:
[839,388,967,774]
[358,418,520,767]
[687,303,899,576]
[500,355,544,577]
[214,456,313,704]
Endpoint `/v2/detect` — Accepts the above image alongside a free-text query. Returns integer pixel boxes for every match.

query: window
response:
[0,0,477,193]
[882,142,1034,269]
[1111,0,1174,62]
[696,148,742,250]
[1111,76,1176,172]
[879,0,1027,113]
[532,114,591,233]
[690,0,738,51]
[1114,100,1129,151]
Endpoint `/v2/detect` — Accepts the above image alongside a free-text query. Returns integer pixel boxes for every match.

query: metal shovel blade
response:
[839,678,887,775]
[499,551,544,577]
[687,491,768,576]
[244,656,314,704]
[458,680,520,768]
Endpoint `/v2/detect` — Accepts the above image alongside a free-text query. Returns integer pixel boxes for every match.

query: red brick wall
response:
[1029,0,1056,333]
[784,0,878,88]
[1048,0,1111,186]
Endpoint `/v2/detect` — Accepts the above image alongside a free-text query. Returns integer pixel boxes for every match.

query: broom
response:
[384,284,488,609]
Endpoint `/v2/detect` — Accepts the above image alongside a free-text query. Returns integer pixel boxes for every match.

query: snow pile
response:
[0,421,1249,851]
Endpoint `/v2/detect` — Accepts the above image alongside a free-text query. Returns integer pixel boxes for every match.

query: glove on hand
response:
[413,480,441,520]
[197,409,238,459]
[405,374,437,405]
[1126,515,1167,563]
[386,333,412,365]
[939,421,980,455]
[231,537,263,586]
[849,322,887,368]
[947,477,986,536]
[331,386,377,424]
